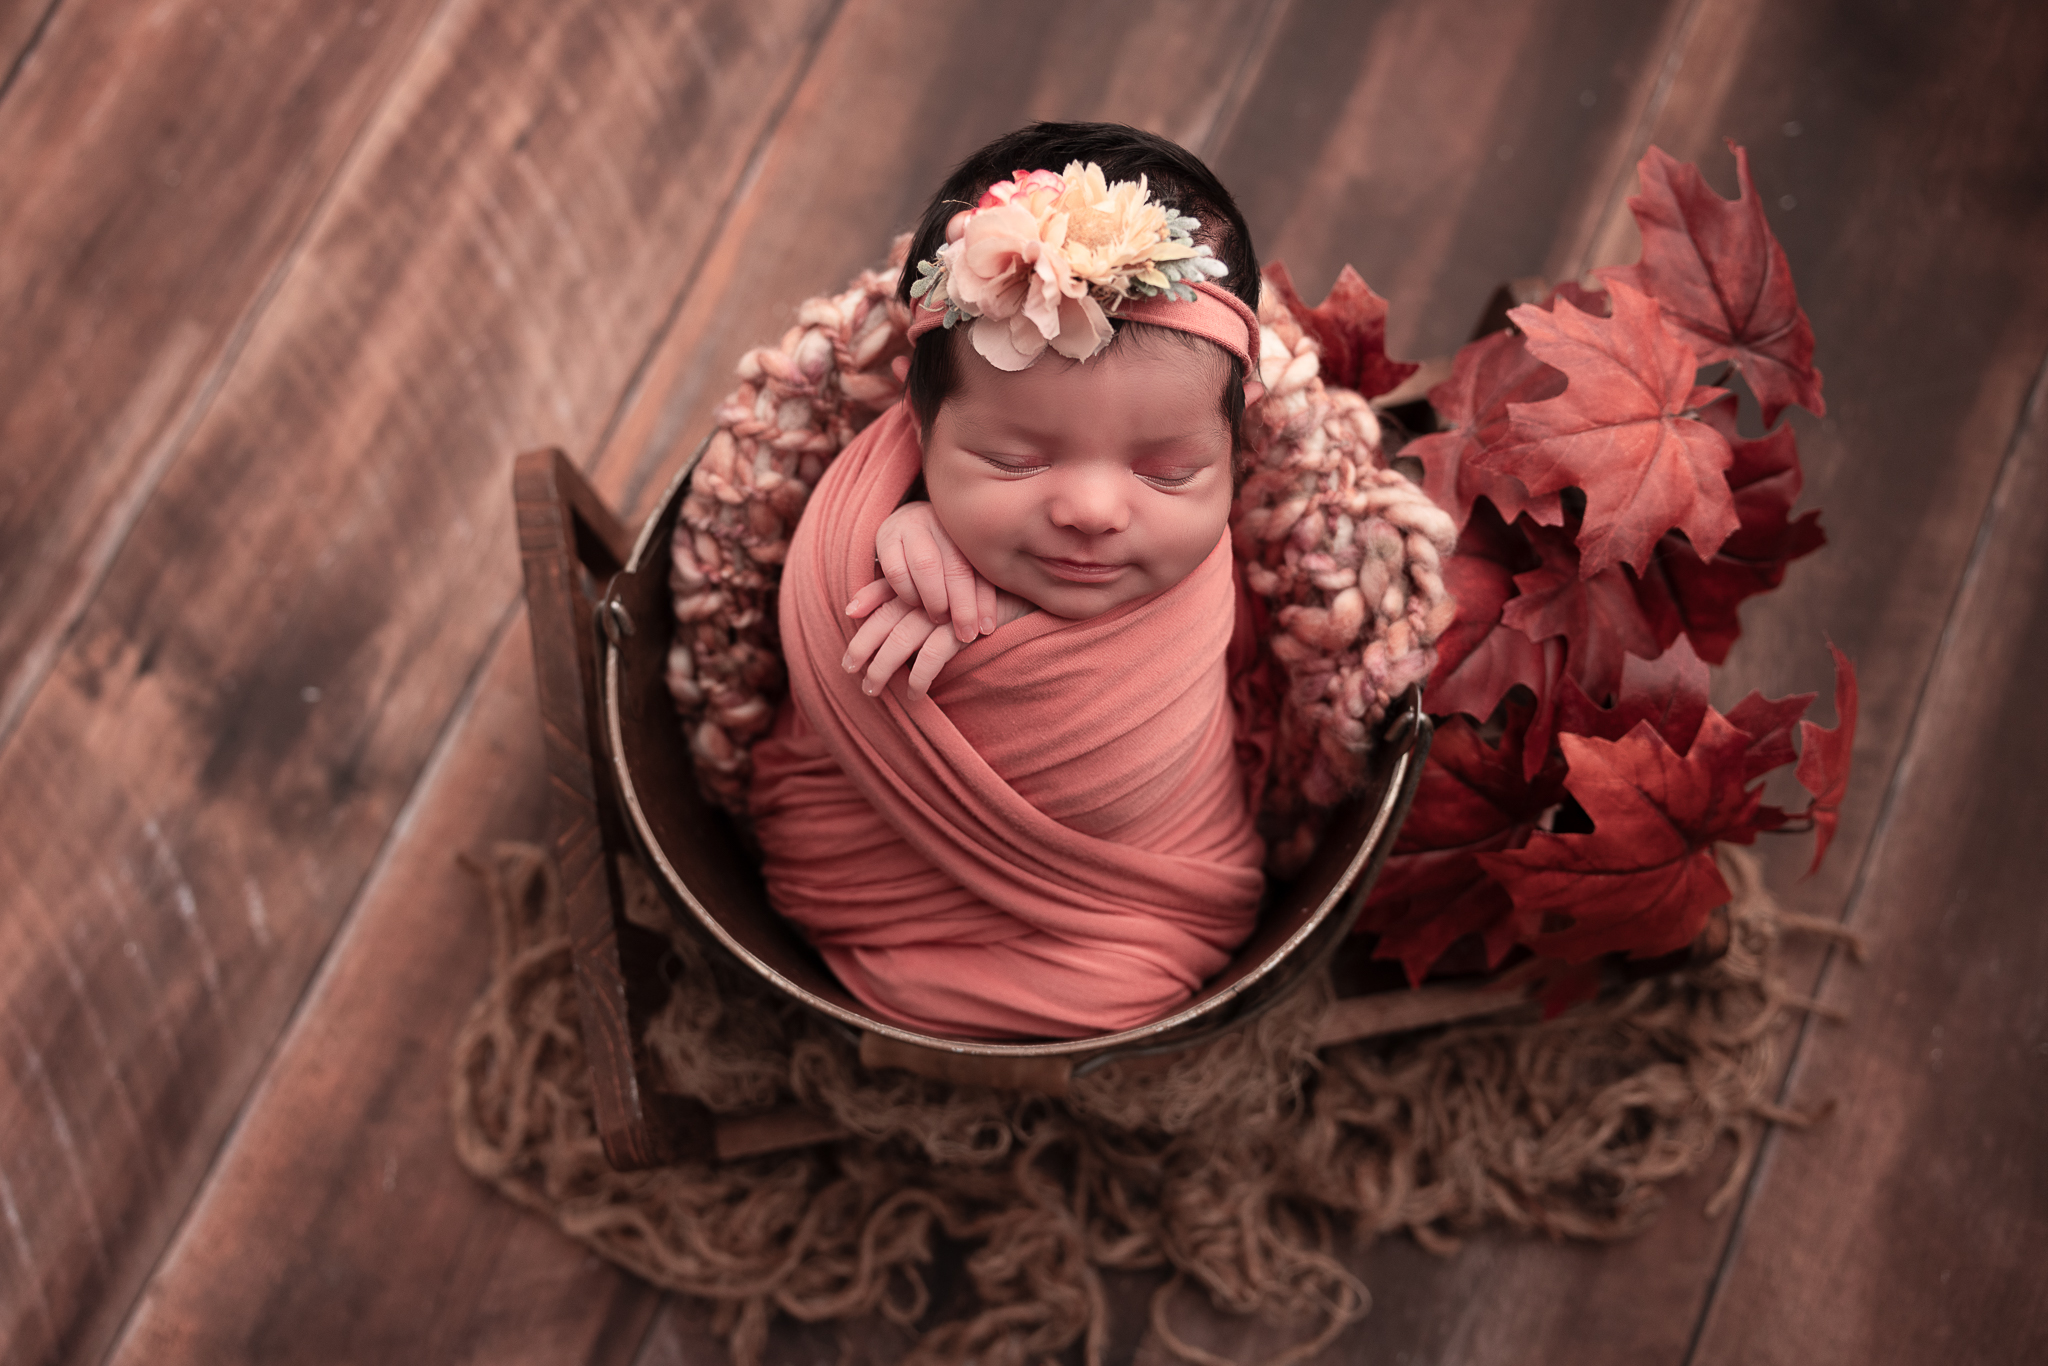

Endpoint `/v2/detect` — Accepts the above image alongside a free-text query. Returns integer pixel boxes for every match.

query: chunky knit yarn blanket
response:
[663,238,1456,872]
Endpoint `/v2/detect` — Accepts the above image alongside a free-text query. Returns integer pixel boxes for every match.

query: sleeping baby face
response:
[921,331,1254,620]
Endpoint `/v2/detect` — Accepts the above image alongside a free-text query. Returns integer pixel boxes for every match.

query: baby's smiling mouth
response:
[1033,554,1128,582]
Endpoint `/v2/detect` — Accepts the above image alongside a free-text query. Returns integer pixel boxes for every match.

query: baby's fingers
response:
[975,574,998,638]
[843,598,913,677]
[907,629,967,696]
[844,578,896,619]
[863,611,946,697]
[939,537,984,644]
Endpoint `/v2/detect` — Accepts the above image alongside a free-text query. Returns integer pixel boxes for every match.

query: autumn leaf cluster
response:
[1271,143,1857,989]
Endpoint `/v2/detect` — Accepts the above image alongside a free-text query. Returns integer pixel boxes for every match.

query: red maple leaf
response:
[1599,141,1825,427]
[1725,687,1816,781]
[1633,397,1826,664]
[1423,551,1545,721]
[1501,519,1662,703]
[1495,281,1738,578]
[1421,506,1565,778]
[1407,329,1566,531]
[1359,698,1568,982]
[1796,643,1858,872]
[1263,262,1419,399]
[1423,503,1540,721]
[1555,636,1711,753]
[1478,711,1762,962]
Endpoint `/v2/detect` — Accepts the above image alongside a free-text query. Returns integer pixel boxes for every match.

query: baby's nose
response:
[1047,468,1130,534]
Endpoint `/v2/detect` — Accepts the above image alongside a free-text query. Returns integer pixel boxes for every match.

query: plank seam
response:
[1571,0,1706,280]
[94,596,527,1366]
[1185,0,1292,161]
[0,0,61,112]
[590,0,850,515]
[1679,336,2048,1365]
[0,0,465,758]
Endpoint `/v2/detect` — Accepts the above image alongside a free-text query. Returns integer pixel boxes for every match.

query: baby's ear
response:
[1241,377,1267,407]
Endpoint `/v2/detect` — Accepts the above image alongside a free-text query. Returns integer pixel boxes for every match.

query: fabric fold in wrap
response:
[749,402,1265,1040]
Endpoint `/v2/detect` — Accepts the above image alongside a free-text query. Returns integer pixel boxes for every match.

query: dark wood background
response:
[3,0,2044,1361]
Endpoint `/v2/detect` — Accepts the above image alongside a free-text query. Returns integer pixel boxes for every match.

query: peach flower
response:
[1050,163,1198,298]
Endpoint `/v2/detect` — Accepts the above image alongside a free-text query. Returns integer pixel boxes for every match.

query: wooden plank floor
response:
[2,1,2043,1361]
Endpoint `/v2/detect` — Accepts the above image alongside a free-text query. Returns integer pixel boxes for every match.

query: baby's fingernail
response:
[862,680,876,696]
[956,623,975,642]
[841,656,855,672]
[981,616,997,635]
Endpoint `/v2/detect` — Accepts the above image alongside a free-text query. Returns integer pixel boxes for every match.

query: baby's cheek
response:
[925,483,1005,578]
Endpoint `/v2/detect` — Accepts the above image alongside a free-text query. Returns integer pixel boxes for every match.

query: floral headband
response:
[905,162,1258,373]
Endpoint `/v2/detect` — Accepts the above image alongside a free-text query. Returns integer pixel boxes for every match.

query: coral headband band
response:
[907,280,1261,373]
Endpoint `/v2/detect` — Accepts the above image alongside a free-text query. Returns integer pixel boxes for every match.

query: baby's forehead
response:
[942,343,1231,441]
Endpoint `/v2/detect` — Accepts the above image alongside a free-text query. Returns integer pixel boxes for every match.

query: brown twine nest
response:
[450,845,1839,1366]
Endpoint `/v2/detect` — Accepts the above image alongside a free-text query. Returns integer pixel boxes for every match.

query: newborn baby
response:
[748,123,1273,1040]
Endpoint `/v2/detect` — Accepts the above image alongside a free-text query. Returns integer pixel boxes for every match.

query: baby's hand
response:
[842,588,1035,698]
[845,501,995,645]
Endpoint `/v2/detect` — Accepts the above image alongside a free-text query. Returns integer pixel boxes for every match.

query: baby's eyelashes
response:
[975,453,1046,475]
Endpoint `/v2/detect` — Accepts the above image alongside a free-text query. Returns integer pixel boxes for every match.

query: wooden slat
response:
[1687,380,2048,1362]
[0,0,444,742]
[0,1,837,1362]
[104,630,666,1365]
[1209,0,1694,361]
[0,0,58,93]
[1246,0,2048,1361]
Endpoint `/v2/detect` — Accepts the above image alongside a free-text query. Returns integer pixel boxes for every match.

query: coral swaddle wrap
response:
[749,402,1265,1040]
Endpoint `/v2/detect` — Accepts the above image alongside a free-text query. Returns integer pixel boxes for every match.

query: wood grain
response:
[0,1,836,1361]
[0,0,444,744]
[105,627,666,1366]
[0,0,59,96]
[1688,373,2048,1364]
[12,0,2045,1361]
[1210,0,1692,361]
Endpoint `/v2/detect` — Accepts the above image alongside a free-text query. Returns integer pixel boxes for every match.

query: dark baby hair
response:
[896,122,1259,448]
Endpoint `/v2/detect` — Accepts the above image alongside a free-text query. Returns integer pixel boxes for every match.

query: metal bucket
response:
[597,446,1430,1073]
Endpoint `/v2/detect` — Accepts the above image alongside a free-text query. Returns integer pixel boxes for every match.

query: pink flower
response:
[939,199,1090,371]
[976,167,1067,210]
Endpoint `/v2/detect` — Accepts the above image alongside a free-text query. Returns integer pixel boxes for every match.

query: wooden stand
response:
[513,449,706,1169]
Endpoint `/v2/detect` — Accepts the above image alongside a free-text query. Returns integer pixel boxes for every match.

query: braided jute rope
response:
[451,843,1843,1366]
[663,240,1456,873]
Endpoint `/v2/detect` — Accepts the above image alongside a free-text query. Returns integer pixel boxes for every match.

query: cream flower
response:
[1051,162,1198,299]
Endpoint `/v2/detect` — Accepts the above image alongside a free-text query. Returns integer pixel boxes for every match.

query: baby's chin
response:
[1006,571,1165,621]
